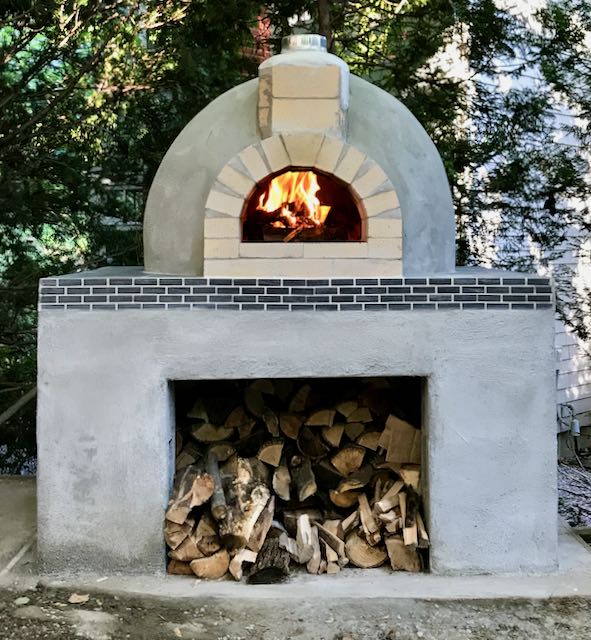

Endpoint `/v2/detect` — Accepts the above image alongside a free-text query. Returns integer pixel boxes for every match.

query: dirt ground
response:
[1,583,590,640]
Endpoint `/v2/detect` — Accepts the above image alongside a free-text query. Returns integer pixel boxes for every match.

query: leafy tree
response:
[1,0,590,471]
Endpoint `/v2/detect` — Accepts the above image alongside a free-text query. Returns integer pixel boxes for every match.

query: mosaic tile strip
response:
[38,277,554,311]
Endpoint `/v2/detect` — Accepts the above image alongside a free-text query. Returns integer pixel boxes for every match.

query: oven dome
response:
[143,67,455,276]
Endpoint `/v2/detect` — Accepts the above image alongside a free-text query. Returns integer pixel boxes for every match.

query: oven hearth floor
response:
[2,477,591,600]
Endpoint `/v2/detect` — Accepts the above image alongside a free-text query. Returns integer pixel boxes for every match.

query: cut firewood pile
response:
[166,377,428,582]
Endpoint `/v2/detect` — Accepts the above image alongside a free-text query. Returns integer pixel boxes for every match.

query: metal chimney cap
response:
[281,34,327,53]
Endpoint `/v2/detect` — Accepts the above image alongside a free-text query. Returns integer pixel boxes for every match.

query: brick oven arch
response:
[203,134,402,277]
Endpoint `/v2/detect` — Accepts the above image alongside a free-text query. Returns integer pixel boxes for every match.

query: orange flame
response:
[256,170,331,231]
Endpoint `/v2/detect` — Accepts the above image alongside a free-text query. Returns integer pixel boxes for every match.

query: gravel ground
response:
[1,583,591,640]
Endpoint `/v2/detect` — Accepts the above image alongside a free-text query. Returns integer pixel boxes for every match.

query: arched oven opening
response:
[242,168,364,242]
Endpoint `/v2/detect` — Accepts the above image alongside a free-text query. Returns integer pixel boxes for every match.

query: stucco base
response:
[37,308,557,576]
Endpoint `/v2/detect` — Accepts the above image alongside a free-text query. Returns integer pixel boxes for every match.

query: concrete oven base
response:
[37,278,557,577]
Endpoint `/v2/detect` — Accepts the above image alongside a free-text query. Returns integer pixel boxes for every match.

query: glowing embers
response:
[242,169,363,242]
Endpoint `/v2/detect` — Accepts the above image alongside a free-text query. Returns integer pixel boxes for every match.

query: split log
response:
[167,559,194,575]
[312,459,344,490]
[208,442,235,463]
[320,538,339,563]
[297,426,330,460]
[206,449,227,521]
[248,536,291,584]
[385,518,403,534]
[166,467,214,524]
[306,525,322,574]
[257,439,284,467]
[225,405,250,429]
[385,415,421,464]
[175,448,197,471]
[306,409,336,428]
[250,379,274,395]
[263,408,280,437]
[345,531,387,568]
[229,548,258,581]
[175,432,183,456]
[335,465,373,493]
[247,496,275,553]
[191,423,234,443]
[278,531,299,559]
[341,510,360,536]
[272,463,291,501]
[336,400,358,419]
[244,386,265,417]
[402,487,420,547]
[385,536,422,572]
[168,535,204,562]
[274,379,293,401]
[164,518,194,550]
[331,445,365,476]
[190,549,230,579]
[322,423,345,448]
[358,493,381,546]
[279,413,303,440]
[283,509,322,537]
[194,513,222,556]
[289,384,311,412]
[344,422,364,441]
[347,407,372,423]
[356,431,381,451]
[398,465,421,492]
[316,522,348,567]
[187,398,208,421]
[375,480,404,514]
[329,489,361,508]
[218,457,271,550]
[416,513,430,549]
[322,519,344,540]
[326,561,340,574]
[292,457,317,502]
[295,514,314,563]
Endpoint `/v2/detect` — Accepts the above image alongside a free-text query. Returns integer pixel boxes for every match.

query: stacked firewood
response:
[166,378,428,582]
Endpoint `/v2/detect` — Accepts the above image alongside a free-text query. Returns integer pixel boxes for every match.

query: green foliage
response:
[1,0,590,471]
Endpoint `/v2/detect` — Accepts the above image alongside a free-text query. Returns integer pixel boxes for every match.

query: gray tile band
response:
[39,277,554,312]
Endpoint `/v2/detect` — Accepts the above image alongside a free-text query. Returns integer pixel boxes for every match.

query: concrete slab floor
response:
[1,476,591,601]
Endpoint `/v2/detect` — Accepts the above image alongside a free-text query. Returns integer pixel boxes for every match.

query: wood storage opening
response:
[167,376,428,582]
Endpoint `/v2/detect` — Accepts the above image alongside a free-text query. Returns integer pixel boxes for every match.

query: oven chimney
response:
[257,33,350,139]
